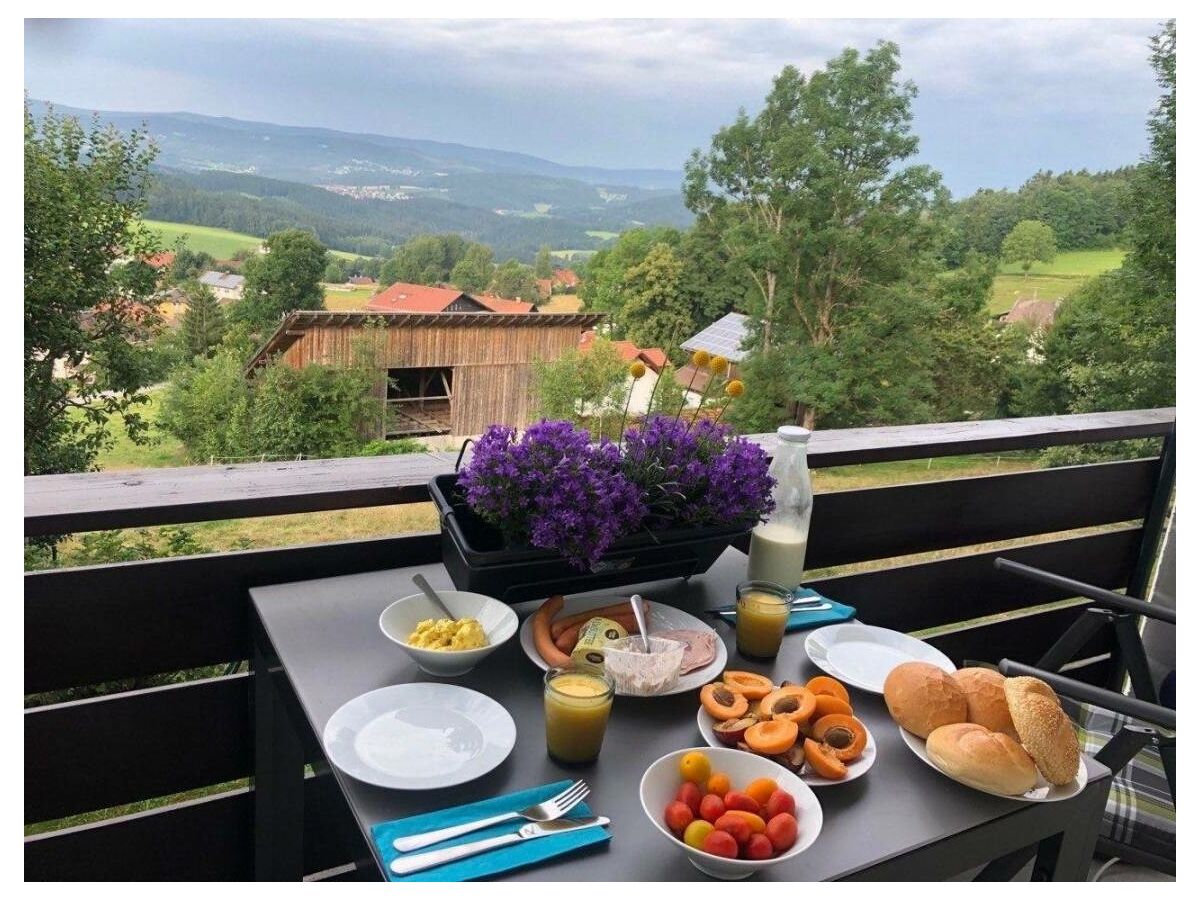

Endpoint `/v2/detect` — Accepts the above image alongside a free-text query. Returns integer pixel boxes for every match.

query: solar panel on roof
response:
[680,313,751,361]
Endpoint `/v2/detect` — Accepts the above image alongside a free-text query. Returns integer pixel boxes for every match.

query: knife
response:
[389,816,610,876]
[707,600,832,615]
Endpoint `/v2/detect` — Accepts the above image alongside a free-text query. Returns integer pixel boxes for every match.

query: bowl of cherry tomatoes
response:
[639,747,823,879]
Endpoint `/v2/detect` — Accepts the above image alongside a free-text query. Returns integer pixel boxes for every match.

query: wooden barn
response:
[247,310,606,437]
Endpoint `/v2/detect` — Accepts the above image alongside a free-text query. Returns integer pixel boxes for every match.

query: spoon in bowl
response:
[412,573,457,620]
[629,593,650,652]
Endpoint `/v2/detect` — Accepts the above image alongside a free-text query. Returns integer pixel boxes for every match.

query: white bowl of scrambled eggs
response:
[379,590,518,676]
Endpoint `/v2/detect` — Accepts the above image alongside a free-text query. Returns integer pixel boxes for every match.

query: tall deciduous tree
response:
[380,233,468,286]
[533,245,554,279]
[618,243,694,358]
[180,281,226,359]
[1000,219,1057,277]
[685,43,946,427]
[25,101,162,476]
[233,229,328,332]
[450,243,495,292]
[489,259,539,301]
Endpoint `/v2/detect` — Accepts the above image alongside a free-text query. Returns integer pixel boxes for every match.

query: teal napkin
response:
[372,780,610,882]
[716,587,856,632]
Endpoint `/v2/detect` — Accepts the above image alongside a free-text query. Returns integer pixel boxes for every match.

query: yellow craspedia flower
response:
[724,379,745,398]
[708,355,729,375]
[629,361,647,379]
[691,349,711,368]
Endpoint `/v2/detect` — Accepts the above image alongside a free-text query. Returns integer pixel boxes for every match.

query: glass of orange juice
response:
[544,666,615,765]
[735,580,791,659]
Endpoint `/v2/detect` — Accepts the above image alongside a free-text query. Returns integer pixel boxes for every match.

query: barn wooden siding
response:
[257,312,607,435]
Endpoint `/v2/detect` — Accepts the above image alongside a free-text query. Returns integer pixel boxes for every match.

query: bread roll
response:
[926,723,1039,796]
[950,667,1019,740]
[884,662,968,738]
[1003,677,1081,785]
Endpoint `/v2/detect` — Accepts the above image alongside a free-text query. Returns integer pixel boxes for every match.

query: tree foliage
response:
[1000,219,1057,276]
[531,337,628,431]
[489,259,539,301]
[449,243,495,292]
[1017,21,1175,419]
[324,259,346,284]
[686,43,985,429]
[534,245,554,279]
[617,243,695,358]
[232,229,328,332]
[179,281,226,359]
[380,233,468,286]
[24,101,163,476]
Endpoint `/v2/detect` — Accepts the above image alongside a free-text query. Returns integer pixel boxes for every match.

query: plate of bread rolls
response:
[884,662,1086,801]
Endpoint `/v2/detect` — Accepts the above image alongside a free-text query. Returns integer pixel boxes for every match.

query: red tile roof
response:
[475,294,536,313]
[144,251,176,269]
[365,282,473,313]
[578,330,667,373]
[535,278,554,298]
[553,268,579,287]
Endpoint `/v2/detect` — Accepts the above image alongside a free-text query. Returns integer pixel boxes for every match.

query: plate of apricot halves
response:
[695,671,876,786]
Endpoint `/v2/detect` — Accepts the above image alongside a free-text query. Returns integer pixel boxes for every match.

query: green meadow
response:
[989,248,1126,314]
[144,219,357,260]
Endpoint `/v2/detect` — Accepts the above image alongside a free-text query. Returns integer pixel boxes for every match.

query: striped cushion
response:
[1065,699,1175,862]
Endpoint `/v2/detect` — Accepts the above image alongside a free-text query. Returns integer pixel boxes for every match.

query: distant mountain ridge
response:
[27,99,682,190]
[30,99,692,258]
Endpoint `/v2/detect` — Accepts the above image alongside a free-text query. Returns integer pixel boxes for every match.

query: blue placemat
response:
[716,587,856,632]
[372,780,610,882]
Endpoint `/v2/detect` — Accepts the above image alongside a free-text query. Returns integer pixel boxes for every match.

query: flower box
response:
[429,473,749,603]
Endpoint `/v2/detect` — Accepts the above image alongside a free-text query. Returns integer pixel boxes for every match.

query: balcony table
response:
[250,547,1111,882]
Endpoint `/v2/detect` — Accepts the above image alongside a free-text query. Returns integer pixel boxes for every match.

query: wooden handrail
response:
[23,408,1174,537]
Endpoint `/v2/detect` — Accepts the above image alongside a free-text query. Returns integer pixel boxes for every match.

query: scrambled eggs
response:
[407,617,489,651]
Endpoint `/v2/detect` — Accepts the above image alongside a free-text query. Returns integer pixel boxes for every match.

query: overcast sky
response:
[24,18,1164,196]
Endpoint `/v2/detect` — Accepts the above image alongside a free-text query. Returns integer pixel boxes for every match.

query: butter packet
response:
[570,617,629,672]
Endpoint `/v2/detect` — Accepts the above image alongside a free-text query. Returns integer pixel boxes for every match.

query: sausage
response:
[532,595,571,668]
[554,613,642,653]
[549,598,649,639]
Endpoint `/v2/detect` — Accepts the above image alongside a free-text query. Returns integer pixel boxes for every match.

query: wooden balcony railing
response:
[23,408,1175,880]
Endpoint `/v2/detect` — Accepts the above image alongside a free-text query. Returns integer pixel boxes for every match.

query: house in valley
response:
[198,270,246,302]
[366,282,535,314]
[247,310,604,437]
[999,297,1061,331]
[578,330,668,415]
[677,312,750,401]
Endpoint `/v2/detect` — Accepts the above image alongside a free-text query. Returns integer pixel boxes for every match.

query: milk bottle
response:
[747,425,813,588]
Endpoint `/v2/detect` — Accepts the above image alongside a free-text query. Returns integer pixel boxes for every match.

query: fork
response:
[391,780,590,853]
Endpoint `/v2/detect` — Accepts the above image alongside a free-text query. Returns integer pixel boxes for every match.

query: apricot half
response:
[803,737,848,779]
[722,670,774,700]
[811,714,868,762]
[745,719,800,755]
[805,675,851,705]
[761,686,817,724]
[701,683,750,721]
[811,694,854,721]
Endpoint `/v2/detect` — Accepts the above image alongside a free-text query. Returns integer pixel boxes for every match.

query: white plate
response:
[519,598,726,696]
[696,707,877,786]
[898,727,1087,802]
[805,623,955,694]
[322,683,516,790]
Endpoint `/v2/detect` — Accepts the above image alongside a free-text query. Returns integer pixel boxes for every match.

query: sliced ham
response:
[656,628,717,674]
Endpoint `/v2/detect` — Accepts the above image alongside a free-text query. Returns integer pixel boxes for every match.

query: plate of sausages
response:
[519,594,727,697]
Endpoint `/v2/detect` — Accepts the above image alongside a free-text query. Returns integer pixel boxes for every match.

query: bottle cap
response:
[777,425,812,444]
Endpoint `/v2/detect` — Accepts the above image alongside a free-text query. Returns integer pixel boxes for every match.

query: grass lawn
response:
[144,219,357,261]
[540,293,583,313]
[90,389,189,470]
[988,248,1125,314]
[323,285,377,310]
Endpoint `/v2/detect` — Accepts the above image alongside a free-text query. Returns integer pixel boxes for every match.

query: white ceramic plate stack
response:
[804,623,955,694]
[322,683,516,790]
[518,597,727,696]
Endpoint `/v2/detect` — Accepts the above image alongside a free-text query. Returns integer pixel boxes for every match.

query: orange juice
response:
[735,581,791,659]
[544,668,614,765]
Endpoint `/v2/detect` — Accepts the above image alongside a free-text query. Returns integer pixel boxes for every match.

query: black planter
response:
[428,473,749,603]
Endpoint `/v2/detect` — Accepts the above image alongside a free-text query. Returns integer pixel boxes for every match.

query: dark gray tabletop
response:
[251,546,1107,881]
